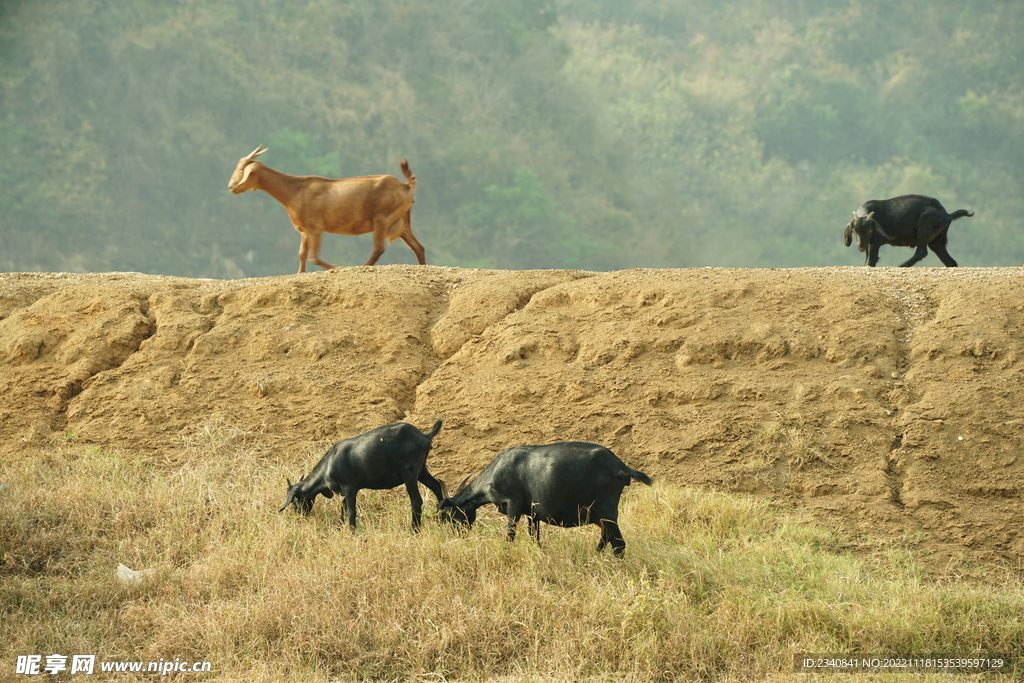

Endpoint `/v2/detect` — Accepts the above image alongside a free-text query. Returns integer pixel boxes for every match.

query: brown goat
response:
[228,145,424,272]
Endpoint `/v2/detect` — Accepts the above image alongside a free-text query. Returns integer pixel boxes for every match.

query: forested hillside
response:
[1,0,1022,276]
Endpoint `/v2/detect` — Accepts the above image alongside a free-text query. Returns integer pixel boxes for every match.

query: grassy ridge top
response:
[3,420,1022,681]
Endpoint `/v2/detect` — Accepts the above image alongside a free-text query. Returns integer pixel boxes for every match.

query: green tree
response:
[458,168,606,269]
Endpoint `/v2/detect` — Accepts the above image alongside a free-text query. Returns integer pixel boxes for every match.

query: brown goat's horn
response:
[246,145,268,162]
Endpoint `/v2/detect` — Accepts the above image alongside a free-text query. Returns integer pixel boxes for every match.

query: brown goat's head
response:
[228,145,269,194]
[844,211,877,255]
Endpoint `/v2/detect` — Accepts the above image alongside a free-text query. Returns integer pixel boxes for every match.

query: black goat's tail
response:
[629,468,653,487]
[425,418,443,440]
[950,209,974,220]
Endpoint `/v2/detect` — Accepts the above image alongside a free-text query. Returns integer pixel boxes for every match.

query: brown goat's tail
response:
[400,158,416,190]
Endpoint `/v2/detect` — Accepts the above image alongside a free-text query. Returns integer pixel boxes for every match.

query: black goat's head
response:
[437,499,476,527]
[279,476,315,515]
[436,474,475,527]
[844,211,878,256]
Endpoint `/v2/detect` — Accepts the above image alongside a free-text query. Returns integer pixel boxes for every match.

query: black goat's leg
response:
[596,519,626,556]
[405,479,424,531]
[505,515,520,542]
[929,238,958,267]
[417,467,446,504]
[342,489,358,530]
[899,248,929,267]
[527,515,541,546]
[901,214,940,267]
[867,242,882,267]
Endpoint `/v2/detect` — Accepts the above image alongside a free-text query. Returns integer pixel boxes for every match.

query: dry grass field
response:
[3,420,1022,681]
[3,266,1024,679]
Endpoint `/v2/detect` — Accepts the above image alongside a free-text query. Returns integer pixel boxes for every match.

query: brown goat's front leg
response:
[400,219,427,264]
[297,232,310,273]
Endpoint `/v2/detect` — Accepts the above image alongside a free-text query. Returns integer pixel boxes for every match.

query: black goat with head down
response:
[437,441,652,557]
[844,194,973,267]
[280,419,445,531]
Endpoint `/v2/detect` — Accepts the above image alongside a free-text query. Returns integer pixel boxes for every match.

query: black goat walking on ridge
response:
[844,194,974,267]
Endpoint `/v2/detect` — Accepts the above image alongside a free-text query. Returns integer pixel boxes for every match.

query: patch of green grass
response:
[1,421,1022,681]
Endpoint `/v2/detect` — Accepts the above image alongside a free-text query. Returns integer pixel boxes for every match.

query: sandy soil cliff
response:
[2,266,1022,570]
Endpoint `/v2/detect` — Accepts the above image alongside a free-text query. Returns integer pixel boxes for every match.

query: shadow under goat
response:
[279,420,445,531]
[844,194,974,267]
[437,441,653,557]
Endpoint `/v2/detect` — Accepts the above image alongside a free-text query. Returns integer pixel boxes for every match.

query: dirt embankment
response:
[2,266,1022,569]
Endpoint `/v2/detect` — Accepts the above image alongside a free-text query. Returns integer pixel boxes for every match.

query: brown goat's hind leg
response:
[400,229,427,265]
[365,227,387,266]
[306,232,337,270]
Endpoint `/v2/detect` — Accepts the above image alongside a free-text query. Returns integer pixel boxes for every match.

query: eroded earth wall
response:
[1,266,1022,568]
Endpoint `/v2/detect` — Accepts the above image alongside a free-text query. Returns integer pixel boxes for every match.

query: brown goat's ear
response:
[239,161,260,189]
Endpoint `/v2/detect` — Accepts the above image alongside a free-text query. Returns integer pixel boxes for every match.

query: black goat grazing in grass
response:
[844,194,974,267]
[279,419,445,531]
[437,441,653,557]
